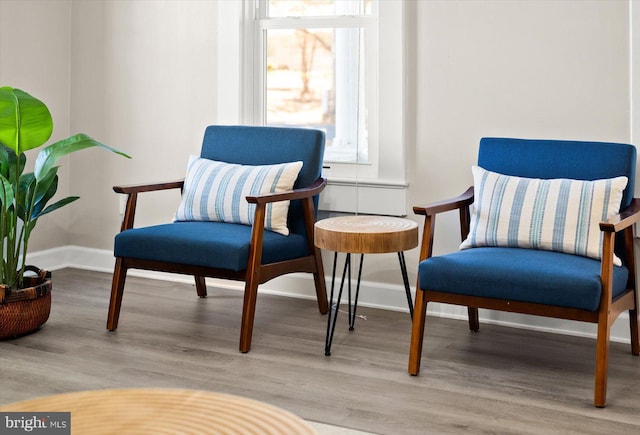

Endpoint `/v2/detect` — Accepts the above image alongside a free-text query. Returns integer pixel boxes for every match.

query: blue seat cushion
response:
[114,221,309,272]
[418,247,629,311]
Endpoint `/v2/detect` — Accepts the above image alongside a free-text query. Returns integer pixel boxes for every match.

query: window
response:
[251,0,375,166]
[217,0,407,215]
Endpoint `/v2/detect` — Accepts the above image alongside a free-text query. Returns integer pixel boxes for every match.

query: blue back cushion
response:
[200,125,326,235]
[477,138,636,209]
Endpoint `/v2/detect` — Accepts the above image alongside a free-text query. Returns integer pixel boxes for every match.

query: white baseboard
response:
[28,246,632,344]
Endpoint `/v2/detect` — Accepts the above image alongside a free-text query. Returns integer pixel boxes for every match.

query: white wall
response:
[410,0,630,254]
[0,0,73,251]
[1,0,637,341]
[69,0,218,248]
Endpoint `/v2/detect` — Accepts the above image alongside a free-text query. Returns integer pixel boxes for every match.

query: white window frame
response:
[216,0,407,215]
[250,2,376,168]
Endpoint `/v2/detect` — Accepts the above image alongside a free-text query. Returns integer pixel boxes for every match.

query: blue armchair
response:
[409,138,639,407]
[106,125,329,353]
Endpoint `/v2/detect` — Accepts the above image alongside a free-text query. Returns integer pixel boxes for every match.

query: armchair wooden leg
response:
[312,248,329,314]
[408,288,428,375]
[468,307,479,332]
[107,258,127,331]
[194,275,207,298]
[594,318,611,408]
[239,277,260,353]
[630,307,639,356]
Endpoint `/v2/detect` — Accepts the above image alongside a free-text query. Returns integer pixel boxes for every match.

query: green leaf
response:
[0,146,8,179]
[32,171,59,218]
[0,145,26,183]
[0,87,53,155]
[34,133,131,181]
[37,196,79,218]
[16,172,36,219]
[0,174,14,210]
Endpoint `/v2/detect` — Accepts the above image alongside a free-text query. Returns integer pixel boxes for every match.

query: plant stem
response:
[2,156,21,288]
[17,178,38,288]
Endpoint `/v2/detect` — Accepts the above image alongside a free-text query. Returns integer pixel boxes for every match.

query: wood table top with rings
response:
[314,215,418,355]
[0,388,316,434]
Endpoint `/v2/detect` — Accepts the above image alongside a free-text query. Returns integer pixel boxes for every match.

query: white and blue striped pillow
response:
[460,166,628,265]
[175,156,303,235]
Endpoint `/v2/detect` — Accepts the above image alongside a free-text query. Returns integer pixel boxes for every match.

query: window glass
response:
[265,26,369,163]
[257,0,376,164]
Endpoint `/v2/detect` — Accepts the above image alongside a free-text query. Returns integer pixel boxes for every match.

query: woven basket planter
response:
[0,267,52,340]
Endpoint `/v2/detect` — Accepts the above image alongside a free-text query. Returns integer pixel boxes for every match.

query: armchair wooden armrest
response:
[414,187,475,261]
[413,187,474,216]
[113,180,184,195]
[600,198,640,233]
[114,180,185,232]
[246,177,327,205]
[598,199,640,312]
[246,177,327,261]
[242,177,327,289]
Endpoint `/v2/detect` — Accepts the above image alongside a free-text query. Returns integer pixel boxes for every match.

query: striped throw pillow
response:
[175,156,303,235]
[460,166,628,265]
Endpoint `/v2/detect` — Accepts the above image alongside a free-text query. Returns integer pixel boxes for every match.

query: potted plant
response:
[0,86,129,338]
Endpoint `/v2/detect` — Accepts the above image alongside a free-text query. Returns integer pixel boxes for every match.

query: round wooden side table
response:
[0,388,316,434]
[314,215,418,355]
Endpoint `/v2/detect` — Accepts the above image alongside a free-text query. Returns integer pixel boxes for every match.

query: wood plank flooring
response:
[1,268,638,434]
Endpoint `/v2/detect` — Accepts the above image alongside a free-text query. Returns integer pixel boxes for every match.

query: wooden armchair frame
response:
[409,187,640,407]
[107,177,329,353]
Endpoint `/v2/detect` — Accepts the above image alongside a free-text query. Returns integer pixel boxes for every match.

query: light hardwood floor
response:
[1,268,639,434]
